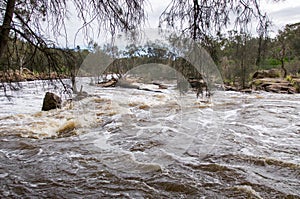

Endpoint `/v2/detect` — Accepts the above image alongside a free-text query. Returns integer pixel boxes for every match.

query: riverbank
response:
[225,69,300,94]
[0,78,299,198]
[2,68,300,94]
[0,68,68,82]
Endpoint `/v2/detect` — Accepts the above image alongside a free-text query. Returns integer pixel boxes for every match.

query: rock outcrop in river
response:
[0,68,67,82]
[42,92,62,111]
[224,69,300,94]
[251,69,300,94]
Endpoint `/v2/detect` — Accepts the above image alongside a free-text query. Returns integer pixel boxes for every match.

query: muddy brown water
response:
[0,80,299,198]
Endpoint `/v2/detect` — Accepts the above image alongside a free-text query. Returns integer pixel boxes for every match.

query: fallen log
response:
[97,79,117,87]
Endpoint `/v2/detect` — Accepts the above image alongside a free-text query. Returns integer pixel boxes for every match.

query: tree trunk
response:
[71,73,77,94]
[192,0,199,41]
[256,35,262,66]
[280,44,287,78]
[281,59,287,78]
[0,0,16,59]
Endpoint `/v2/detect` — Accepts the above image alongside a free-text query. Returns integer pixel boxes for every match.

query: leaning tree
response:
[0,0,146,92]
[0,0,146,57]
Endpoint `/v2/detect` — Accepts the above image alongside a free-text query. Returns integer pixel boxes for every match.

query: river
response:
[0,78,299,198]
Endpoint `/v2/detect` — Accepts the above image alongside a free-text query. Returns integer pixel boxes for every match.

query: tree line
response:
[80,23,300,89]
[219,22,300,88]
[1,0,299,90]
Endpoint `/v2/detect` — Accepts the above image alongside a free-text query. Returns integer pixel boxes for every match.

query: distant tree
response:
[220,30,258,87]
[256,19,270,67]
[285,22,300,74]
[271,23,300,78]
[158,0,276,88]
[276,32,288,78]
[284,22,300,57]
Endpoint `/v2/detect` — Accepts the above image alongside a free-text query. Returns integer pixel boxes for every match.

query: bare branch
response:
[159,0,271,41]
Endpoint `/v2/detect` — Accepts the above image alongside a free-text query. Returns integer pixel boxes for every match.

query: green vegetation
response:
[217,23,300,88]
[1,1,300,91]
[286,75,300,92]
[1,22,300,91]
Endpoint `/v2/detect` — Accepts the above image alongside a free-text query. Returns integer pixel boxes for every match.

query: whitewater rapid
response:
[0,78,299,198]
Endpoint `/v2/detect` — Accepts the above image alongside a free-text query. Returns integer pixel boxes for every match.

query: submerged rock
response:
[42,92,62,111]
[152,82,168,89]
[56,120,78,138]
[116,79,139,89]
[97,78,118,87]
[73,85,89,101]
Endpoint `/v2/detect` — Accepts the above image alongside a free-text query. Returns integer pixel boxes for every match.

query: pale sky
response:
[261,0,300,33]
[62,0,300,48]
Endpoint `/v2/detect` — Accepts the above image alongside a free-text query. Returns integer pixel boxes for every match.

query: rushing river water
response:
[0,78,299,198]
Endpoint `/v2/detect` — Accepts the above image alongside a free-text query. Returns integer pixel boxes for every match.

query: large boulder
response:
[251,78,296,94]
[252,69,281,79]
[21,68,37,81]
[42,92,62,111]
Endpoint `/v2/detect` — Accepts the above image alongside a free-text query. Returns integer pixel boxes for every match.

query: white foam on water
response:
[0,96,103,138]
[232,185,263,199]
